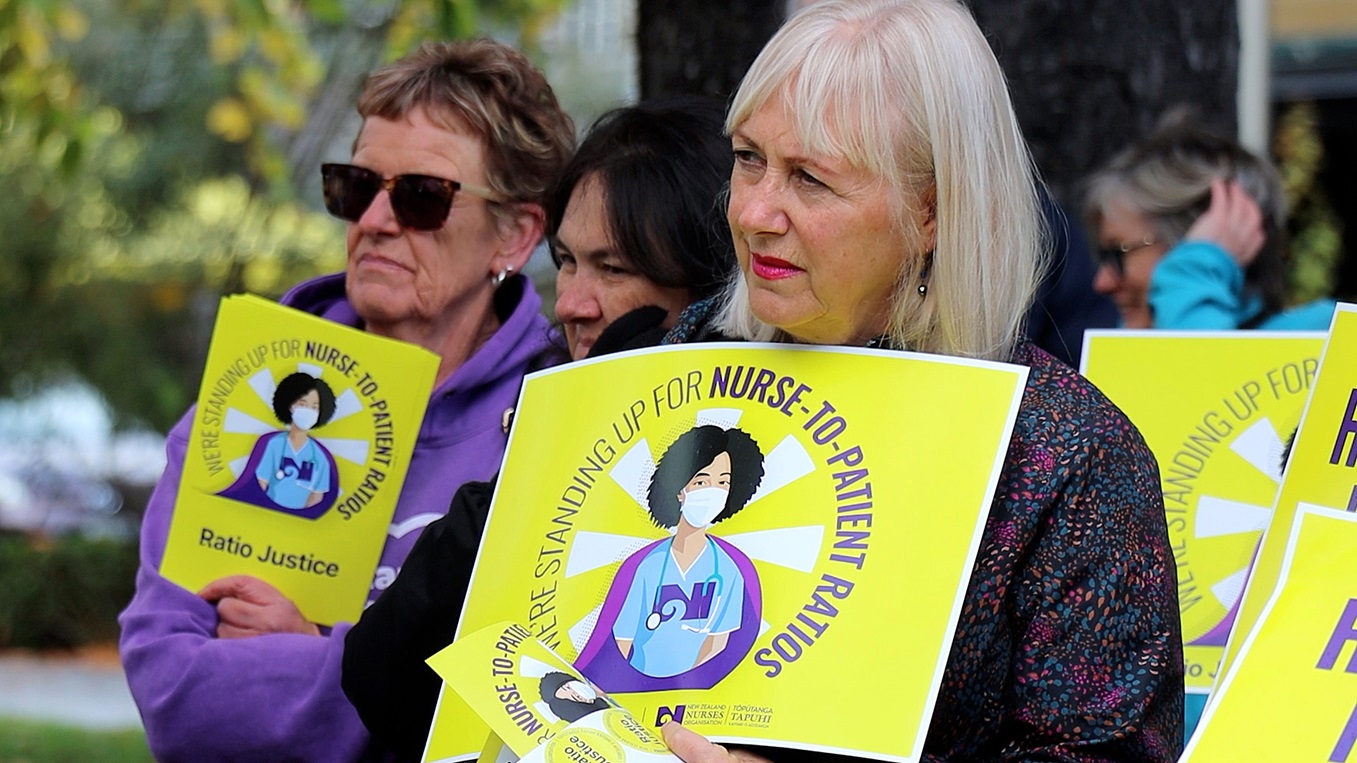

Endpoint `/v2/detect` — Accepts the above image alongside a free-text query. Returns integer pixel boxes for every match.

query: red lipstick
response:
[751,254,802,281]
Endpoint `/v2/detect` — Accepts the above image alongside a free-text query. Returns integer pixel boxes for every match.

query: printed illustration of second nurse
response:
[254,372,337,510]
[611,425,765,679]
[539,671,613,723]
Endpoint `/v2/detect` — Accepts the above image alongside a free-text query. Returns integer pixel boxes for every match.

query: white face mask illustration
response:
[291,406,320,431]
[679,486,728,528]
[560,680,597,702]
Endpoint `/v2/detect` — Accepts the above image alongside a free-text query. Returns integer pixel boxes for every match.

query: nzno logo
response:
[656,705,686,726]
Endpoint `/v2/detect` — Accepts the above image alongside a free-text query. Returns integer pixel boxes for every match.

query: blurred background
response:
[0,0,1353,756]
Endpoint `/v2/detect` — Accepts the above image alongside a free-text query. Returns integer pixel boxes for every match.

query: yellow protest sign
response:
[159,295,437,625]
[1081,331,1325,693]
[1222,304,1357,678]
[423,343,1028,762]
[1182,505,1357,762]
[426,621,622,756]
[426,621,676,763]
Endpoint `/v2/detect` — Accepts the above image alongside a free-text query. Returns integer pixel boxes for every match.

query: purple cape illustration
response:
[575,535,762,692]
[215,433,340,520]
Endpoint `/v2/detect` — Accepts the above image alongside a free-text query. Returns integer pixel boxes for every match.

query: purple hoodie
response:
[119,273,558,762]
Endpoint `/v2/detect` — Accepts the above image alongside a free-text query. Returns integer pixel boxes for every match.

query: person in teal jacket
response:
[1085,114,1336,332]
[1084,115,1337,741]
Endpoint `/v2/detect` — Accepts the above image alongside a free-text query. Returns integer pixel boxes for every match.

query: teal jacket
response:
[1151,240,1336,330]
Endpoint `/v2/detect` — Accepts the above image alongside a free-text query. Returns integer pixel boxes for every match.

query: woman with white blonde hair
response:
[662,0,1184,760]
[710,0,1041,358]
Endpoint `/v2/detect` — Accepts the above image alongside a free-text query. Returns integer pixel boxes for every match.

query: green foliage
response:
[0,0,567,429]
[0,1,95,181]
[4,0,570,192]
[0,109,344,429]
[1275,101,1343,304]
[0,534,138,650]
[0,719,152,762]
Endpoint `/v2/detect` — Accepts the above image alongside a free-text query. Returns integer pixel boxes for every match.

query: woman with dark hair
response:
[549,94,736,357]
[341,95,739,761]
[254,373,338,509]
[608,426,765,678]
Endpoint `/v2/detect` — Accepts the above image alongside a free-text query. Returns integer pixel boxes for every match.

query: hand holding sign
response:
[660,723,773,763]
[199,575,320,639]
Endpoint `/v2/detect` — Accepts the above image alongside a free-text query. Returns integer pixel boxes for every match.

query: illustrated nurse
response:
[255,372,337,510]
[612,425,765,678]
[539,671,614,723]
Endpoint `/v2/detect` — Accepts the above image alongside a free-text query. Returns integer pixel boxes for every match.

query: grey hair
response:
[715,0,1044,361]
[1083,110,1286,311]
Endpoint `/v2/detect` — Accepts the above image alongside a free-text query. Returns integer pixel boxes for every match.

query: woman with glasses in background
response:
[119,39,574,762]
[1085,112,1337,744]
[1085,113,1335,331]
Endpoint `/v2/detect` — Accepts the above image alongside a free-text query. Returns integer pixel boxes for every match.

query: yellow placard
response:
[518,708,677,763]
[428,621,677,763]
[427,621,624,756]
[423,343,1028,762]
[1222,304,1357,678]
[1081,330,1326,692]
[1182,506,1357,761]
[159,294,438,625]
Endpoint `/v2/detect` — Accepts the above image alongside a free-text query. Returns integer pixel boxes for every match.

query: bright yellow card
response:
[427,621,621,756]
[1221,305,1357,678]
[1182,505,1357,761]
[427,621,677,763]
[159,294,438,625]
[423,343,1029,763]
[1081,330,1326,693]
[516,709,677,763]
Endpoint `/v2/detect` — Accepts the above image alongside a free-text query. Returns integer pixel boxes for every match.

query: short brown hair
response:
[356,38,575,208]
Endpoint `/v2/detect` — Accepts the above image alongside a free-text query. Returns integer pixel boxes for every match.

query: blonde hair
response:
[356,39,575,210]
[716,0,1044,361]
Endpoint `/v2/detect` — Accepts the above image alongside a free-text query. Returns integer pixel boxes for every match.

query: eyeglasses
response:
[1094,237,1158,277]
[320,163,502,231]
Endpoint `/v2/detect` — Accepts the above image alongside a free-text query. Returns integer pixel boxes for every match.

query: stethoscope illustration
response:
[644,535,729,632]
[275,461,313,481]
[274,441,316,482]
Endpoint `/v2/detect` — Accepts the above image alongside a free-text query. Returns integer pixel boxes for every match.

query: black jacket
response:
[341,305,677,760]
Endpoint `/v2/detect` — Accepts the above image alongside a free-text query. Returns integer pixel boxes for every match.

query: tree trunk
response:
[637,0,784,102]
[965,0,1239,209]
[636,0,1239,210]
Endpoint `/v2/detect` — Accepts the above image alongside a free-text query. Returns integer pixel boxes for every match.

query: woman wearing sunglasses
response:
[340,94,736,761]
[1085,114,1336,331]
[119,39,574,762]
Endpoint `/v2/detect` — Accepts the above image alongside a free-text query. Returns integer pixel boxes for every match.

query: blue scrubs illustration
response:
[253,375,337,510]
[213,373,338,511]
[614,532,747,677]
[217,372,340,518]
[255,430,332,509]
[601,425,766,682]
